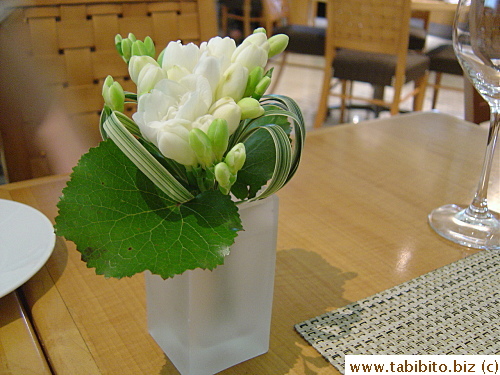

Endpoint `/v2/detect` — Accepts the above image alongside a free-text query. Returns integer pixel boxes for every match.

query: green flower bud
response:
[131,41,147,57]
[225,143,246,174]
[253,27,267,34]
[252,75,272,100]
[238,97,264,119]
[131,37,156,59]
[207,119,229,162]
[102,75,125,112]
[115,34,123,55]
[102,75,113,101]
[214,162,235,195]
[268,33,289,58]
[189,128,214,169]
[115,33,155,63]
[143,36,156,58]
[121,38,133,63]
[243,66,264,98]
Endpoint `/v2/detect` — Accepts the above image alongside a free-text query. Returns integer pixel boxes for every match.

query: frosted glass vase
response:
[145,195,279,375]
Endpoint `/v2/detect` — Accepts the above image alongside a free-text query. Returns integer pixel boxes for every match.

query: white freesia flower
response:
[132,76,209,144]
[193,55,221,95]
[136,64,168,95]
[161,41,200,73]
[215,62,248,102]
[231,32,270,71]
[200,36,236,74]
[130,32,280,167]
[133,74,242,166]
[128,55,158,84]
[166,65,191,82]
[191,114,216,133]
[209,97,242,133]
[174,74,213,122]
[157,123,198,166]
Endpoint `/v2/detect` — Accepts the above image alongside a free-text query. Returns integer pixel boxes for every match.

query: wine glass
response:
[428,0,500,250]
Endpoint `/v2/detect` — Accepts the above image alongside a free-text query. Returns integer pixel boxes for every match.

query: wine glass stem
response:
[466,109,499,219]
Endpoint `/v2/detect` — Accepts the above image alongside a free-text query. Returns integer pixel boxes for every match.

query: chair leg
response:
[373,85,385,116]
[314,64,333,128]
[340,80,348,123]
[268,52,288,93]
[413,71,429,111]
[221,5,229,36]
[390,76,405,115]
[243,0,252,37]
[432,72,442,109]
[390,93,402,115]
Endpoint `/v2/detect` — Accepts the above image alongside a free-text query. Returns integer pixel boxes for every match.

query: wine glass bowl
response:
[428,0,500,250]
[454,0,500,104]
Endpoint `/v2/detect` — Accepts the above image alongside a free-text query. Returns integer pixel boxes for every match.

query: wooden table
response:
[1,112,498,374]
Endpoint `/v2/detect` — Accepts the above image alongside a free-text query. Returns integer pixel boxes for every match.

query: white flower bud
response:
[128,56,158,84]
[238,97,264,119]
[268,34,289,58]
[232,32,270,71]
[157,123,198,166]
[209,97,242,134]
[136,64,168,95]
[214,162,235,195]
[225,143,246,174]
[201,36,236,73]
[189,128,214,168]
[215,62,248,102]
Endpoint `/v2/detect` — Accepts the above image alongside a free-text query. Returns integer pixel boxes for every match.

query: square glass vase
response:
[145,194,279,375]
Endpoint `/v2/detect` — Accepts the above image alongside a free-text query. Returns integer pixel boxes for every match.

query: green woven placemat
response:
[295,251,500,373]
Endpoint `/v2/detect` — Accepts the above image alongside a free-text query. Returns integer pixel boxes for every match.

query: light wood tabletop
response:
[1,112,498,374]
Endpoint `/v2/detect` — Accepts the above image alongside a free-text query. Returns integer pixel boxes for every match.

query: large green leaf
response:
[55,139,242,279]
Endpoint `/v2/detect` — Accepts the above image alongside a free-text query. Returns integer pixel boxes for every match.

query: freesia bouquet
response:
[55,29,305,279]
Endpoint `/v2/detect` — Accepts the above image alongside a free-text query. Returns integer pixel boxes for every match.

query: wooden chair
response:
[220,0,285,38]
[409,10,430,52]
[268,0,326,91]
[314,0,430,127]
[219,0,313,92]
[425,44,464,110]
[464,79,490,125]
[221,0,261,38]
[0,0,217,182]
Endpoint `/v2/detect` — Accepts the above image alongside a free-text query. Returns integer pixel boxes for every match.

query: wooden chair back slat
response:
[329,0,410,56]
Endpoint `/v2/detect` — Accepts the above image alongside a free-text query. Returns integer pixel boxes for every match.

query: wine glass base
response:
[428,204,500,250]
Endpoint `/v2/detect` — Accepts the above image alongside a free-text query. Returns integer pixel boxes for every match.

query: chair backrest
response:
[5,0,217,121]
[0,0,217,182]
[262,0,287,31]
[411,9,430,32]
[326,0,412,57]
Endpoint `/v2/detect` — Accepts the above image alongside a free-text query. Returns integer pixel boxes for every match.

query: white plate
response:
[0,199,56,298]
